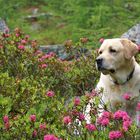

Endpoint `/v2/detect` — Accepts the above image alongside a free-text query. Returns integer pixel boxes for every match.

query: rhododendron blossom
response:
[41,53,55,60]
[4,122,10,130]
[44,134,58,140]
[32,129,37,137]
[113,110,128,120]
[99,38,104,44]
[78,113,85,121]
[102,111,111,118]
[30,114,36,122]
[63,116,72,124]
[18,45,25,50]
[35,50,42,55]
[40,123,47,130]
[49,52,55,57]
[85,124,96,131]
[21,39,27,44]
[122,93,131,100]
[41,64,48,69]
[123,120,132,132]
[136,102,140,111]
[16,33,20,37]
[101,118,109,126]
[25,35,30,40]
[74,97,80,106]
[109,130,123,140]
[46,91,55,97]
[137,45,140,52]
[71,109,79,116]
[3,115,9,123]
[3,33,10,38]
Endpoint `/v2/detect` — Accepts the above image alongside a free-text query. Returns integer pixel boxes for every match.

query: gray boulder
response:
[0,19,9,33]
[39,45,89,61]
[121,23,140,45]
[24,13,53,22]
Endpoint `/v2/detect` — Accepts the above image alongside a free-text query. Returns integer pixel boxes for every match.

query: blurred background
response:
[0,0,140,46]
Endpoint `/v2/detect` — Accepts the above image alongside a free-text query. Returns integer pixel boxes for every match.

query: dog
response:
[96,38,140,118]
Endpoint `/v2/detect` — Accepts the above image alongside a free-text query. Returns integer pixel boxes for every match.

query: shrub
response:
[0,29,140,139]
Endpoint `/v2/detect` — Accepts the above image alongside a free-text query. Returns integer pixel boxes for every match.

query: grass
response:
[0,0,140,46]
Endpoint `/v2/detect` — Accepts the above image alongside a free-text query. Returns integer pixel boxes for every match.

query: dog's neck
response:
[109,58,135,85]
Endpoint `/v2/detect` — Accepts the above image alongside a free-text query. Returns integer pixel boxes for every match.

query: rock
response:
[121,23,140,45]
[124,3,134,11]
[40,45,71,60]
[24,13,53,22]
[0,19,9,33]
[31,22,41,31]
[39,45,90,61]
[32,8,39,15]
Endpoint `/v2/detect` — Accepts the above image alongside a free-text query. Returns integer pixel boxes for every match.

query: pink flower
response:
[44,134,58,140]
[41,53,54,60]
[85,92,96,100]
[0,45,3,49]
[123,120,132,132]
[137,45,140,52]
[136,102,140,111]
[38,58,44,62]
[32,129,37,137]
[122,93,131,100]
[3,33,10,38]
[41,64,48,69]
[102,111,111,118]
[18,45,25,50]
[21,39,27,44]
[40,123,46,130]
[97,116,109,126]
[74,97,80,106]
[113,110,128,120]
[71,109,79,116]
[46,91,55,97]
[122,115,131,122]
[30,114,36,122]
[49,52,55,57]
[4,28,9,33]
[101,118,109,126]
[16,33,20,37]
[25,35,30,40]
[85,124,96,132]
[78,113,85,121]
[99,38,104,44]
[4,122,10,130]
[3,115,9,123]
[109,130,123,140]
[63,116,72,124]
[35,50,42,55]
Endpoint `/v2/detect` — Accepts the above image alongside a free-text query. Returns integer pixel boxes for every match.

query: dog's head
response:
[96,38,138,75]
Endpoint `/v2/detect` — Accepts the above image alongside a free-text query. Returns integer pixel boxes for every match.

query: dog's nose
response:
[96,58,103,66]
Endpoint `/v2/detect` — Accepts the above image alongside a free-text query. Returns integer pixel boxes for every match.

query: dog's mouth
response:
[96,62,115,74]
[109,69,115,73]
[98,67,115,74]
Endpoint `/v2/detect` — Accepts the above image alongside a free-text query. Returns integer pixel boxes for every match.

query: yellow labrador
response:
[96,38,140,117]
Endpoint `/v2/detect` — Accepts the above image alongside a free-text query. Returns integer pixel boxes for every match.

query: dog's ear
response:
[120,38,138,59]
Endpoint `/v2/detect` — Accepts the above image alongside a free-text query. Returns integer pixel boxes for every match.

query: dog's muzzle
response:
[96,58,115,74]
[96,58,103,71]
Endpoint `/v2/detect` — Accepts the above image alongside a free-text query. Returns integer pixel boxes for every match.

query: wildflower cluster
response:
[0,29,140,139]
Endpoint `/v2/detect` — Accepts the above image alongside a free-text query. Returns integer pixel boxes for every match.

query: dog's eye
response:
[99,51,102,54]
[110,48,117,53]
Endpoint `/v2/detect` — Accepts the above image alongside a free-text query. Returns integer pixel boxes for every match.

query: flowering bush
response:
[0,29,140,139]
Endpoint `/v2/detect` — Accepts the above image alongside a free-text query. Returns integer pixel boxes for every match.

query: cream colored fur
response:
[97,38,140,117]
